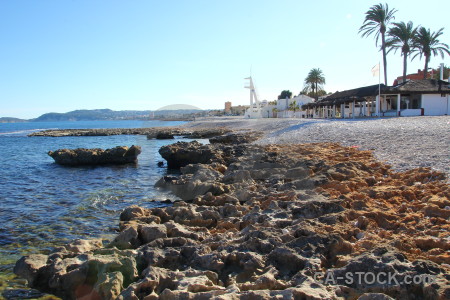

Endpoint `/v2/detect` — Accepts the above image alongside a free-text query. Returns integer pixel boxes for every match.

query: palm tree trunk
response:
[381,32,388,85]
[402,53,407,83]
[423,56,429,79]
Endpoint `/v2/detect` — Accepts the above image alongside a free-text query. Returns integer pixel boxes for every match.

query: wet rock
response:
[48,145,141,166]
[155,132,174,139]
[158,141,222,169]
[64,238,103,253]
[1,288,46,300]
[13,254,48,287]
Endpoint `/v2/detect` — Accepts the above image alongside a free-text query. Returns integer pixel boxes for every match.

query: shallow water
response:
[0,120,203,297]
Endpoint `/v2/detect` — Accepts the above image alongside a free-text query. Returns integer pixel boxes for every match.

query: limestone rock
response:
[15,143,450,299]
[13,254,48,287]
[48,145,141,166]
[155,132,174,139]
[140,224,168,244]
[158,141,222,169]
[209,132,262,144]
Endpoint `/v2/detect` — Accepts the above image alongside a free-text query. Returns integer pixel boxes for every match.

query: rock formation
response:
[158,141,225,169]
[29,127,230,138]
[16,142,450,299]
[48,145,142,166]
[209,132,262,144]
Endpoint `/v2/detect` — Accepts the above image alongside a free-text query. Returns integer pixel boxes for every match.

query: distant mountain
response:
[31,108,206,122]
[32,109,152,122]
[0,117,27,123]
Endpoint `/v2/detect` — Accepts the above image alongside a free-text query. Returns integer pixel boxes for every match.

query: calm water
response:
[0,120,204,296]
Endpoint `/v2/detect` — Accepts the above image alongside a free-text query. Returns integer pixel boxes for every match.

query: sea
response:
[0,120,206,297]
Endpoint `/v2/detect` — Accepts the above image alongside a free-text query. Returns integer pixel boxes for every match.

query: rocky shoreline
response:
[28,127,231,138]
[14,140,449,299]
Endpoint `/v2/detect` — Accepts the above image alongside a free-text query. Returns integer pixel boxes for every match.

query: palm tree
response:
[304,68,325,100]
[301,82,315,98]
[359,3,397,85]
[289,100,299,113]
[386,21,418,83]
[272,107,278,118]
[412,27,450,79]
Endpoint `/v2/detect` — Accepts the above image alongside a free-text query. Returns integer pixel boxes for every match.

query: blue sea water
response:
[0,120,203,295]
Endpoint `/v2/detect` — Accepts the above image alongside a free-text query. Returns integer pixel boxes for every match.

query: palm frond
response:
[359,3,397,46]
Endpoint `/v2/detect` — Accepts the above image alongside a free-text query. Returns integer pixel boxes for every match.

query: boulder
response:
[158,141,222,169]
[155,132,174,139]
[13,254,48,287]
[48,145,141,166]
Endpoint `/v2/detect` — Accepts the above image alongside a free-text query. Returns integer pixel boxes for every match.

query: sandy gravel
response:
[185,116,450,177]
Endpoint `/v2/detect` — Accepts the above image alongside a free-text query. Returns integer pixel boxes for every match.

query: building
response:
[393,65,449,85]
[224,101,232,114]
[302,79,450,118]
[393,69,432,85]
[275,94,314,118]
[230,105,249,115]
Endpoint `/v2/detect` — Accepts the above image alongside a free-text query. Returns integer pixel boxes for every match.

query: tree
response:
[272,107,278,118]
[386,21,418,83]
[412,27,450,79]
[288,100,299,113]
[278,90,292,100]
[304,68,326,100]
[301,83,315,98]
[359,3,397,85]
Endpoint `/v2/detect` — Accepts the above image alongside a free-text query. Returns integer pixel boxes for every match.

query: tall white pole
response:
[377,62,381,117]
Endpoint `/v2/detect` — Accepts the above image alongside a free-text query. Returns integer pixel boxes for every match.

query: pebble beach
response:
[185,116,450,178]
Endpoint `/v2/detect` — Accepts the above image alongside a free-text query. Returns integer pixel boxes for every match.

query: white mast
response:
[244,77,259,106]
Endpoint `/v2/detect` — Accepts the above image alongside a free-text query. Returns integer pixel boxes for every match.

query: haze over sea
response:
[0,120,202,293]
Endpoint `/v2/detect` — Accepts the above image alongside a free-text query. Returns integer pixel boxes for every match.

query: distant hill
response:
[0,117,27,123]
[31,108,206,122]
[32,109,152,122]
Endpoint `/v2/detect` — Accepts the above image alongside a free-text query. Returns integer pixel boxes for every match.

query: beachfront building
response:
[243,76,316,118]
[275,94,315,118]
[231,105,249,115]
[224,101,232,114]
[302,79,450,118]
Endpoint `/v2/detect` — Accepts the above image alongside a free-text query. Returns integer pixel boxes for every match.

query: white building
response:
[302,79,450,118]
[275,94,315,118]
[242,76,314,118]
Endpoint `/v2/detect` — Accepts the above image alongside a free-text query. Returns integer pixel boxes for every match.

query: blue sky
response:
[0,0,449,119]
